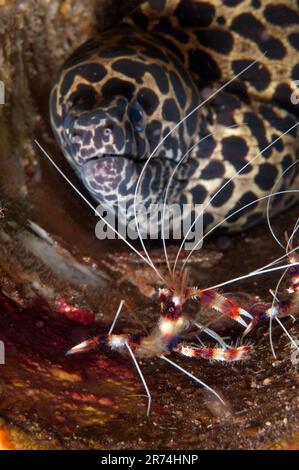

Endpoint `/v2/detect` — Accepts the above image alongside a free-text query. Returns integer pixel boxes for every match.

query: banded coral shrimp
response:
[35,58,299,418]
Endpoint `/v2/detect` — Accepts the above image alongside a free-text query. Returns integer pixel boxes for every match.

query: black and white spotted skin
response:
[50,0,299,234]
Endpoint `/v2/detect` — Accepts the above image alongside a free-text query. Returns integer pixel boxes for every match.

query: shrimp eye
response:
[129,101,146,132]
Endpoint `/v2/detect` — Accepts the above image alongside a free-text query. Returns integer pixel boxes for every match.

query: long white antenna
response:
[268,218,299,357]
[133,57,265,274]
[177,122,299,273]
[161,123,243,275]
[179,188,299,275]
[108,299,125,335]
[266,160,299,249]
[126,342,152,417]
[161,355,225,404]
[35,139,165,281]
[202,262,299,293]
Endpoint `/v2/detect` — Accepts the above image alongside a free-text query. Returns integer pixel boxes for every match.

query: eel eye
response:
[129,101,146,132]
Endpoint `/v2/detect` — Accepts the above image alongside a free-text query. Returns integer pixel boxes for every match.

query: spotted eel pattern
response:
[50,0,299,234]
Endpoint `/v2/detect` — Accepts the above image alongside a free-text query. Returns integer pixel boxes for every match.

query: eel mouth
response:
[82,153,136,163]
[81,155,138,196]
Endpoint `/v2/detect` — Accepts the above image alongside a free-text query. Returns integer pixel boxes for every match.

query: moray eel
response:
[50,0,299,235]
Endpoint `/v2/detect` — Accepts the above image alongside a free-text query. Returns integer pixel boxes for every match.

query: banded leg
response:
[175,343,252,362]
[187,288,252,328]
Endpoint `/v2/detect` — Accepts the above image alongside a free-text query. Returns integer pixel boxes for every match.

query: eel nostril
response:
[103,126,113,137]
[69,130,82,144]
